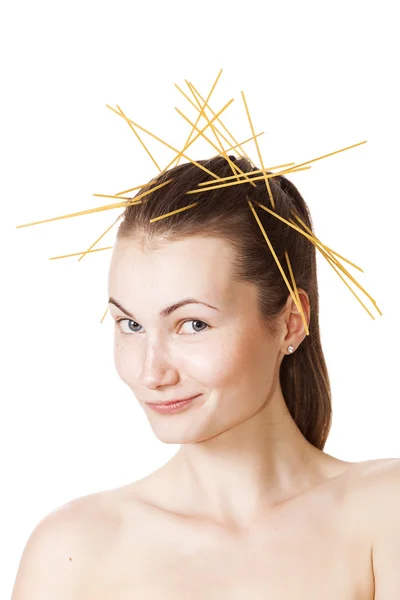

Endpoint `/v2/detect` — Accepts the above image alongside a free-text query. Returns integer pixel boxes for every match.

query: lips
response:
[146,395,199,406]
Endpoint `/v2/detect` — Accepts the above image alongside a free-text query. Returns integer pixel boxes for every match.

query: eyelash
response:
[115,318,210,336]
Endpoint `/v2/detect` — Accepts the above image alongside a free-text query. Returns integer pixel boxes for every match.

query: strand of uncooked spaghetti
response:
[224,132,265,153]
[186,165,311,194]
[80,97,167,264]
[174,69,223,168]
[247,198,308,328]
[93,181,154,199]
[197,163,296,186]
[186,81,242,179]
[255,201,363,272]
[289,213,371,293]
[50,246,113,260]
[177,90,256,189]
[107,98,234,178]
[77,214,122,263]
[290,212,381,313]
[187,81,251,160]
[289,215,381,317]
[290,141,367,171]
[94,132,267,201]
[111,105,221,181]
[175,82,244,159]
[316,241,378,320]
[100,306,109,324]
[285,251,310,335]
[15,179,171,228]
[116,104,162,172]
[186,80,244,181]
[191,141,367,193]
[241,91,276,210]
[186,79,245,169]
[150,202,200,223]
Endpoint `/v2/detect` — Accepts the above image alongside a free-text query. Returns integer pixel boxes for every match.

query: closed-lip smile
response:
[146,395,200,405]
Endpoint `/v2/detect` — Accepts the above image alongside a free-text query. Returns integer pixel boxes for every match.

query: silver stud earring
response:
[287,345,295,353]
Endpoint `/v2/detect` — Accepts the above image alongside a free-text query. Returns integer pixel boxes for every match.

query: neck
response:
[166,391,344,531]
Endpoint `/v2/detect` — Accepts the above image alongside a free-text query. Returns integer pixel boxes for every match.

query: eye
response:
[115,318,209,336]
[115,318,142,334]
[180,319,209,334]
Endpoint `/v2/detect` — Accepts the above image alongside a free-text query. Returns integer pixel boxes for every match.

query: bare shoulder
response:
[11,492,119,600]
[342,458,400,545]
[346,457,400,495]
[342,457,400,507]
[350,457,400,599]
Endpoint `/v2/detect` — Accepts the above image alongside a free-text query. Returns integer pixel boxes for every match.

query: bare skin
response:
[13,233,387,599]
[80,454,382,600]
[78,233,378,599]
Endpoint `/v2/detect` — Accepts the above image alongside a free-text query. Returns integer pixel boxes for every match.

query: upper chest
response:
[88,478,375,600]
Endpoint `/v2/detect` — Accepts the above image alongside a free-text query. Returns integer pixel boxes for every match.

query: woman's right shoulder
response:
[11,491,119,600]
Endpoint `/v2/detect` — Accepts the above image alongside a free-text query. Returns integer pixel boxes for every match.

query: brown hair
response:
[116,155,332,450]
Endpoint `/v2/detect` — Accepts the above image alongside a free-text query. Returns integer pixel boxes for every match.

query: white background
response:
[1,0,399,596]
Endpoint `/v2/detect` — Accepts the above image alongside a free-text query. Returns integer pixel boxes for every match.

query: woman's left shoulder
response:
[340,457,400,510]
[344,457,400,532]
[358,456,400,488]
[354,458,400,598]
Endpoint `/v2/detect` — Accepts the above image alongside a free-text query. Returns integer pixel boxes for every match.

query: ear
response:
[281,289,310,352]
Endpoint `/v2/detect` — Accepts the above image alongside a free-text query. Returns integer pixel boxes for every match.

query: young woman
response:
[12,156,400,599]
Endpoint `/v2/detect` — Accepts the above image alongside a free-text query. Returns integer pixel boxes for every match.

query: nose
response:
[139,340,179,389]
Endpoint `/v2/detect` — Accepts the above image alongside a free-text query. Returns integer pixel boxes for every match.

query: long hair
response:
[116,155,332,450]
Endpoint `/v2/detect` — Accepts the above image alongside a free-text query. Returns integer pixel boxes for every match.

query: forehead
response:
[108,235,237,301]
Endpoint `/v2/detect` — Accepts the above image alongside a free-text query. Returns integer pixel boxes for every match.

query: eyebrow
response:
[108,296,220,319]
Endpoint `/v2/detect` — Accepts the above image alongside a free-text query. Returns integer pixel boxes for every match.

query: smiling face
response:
[107,234,286,444]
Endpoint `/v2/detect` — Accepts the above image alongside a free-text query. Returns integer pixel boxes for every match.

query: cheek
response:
[210,329,274,395]
[112,338,226,387]
[112,330,270,391]
[182,348,233,387]
[183,320,268,386]
[113,341,139,385]
[185,334,255,388]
